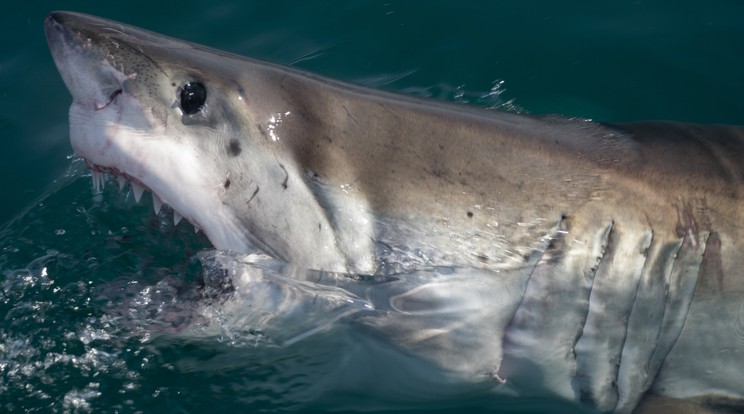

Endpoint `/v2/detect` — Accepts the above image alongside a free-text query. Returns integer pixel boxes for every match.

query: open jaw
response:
[44,15,253,254]
[87,161,194,229]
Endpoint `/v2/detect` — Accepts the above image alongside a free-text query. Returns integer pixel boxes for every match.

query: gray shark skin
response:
[45,11,744,413]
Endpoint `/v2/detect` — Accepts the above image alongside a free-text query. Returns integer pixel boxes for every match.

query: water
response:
[2,1,743,413]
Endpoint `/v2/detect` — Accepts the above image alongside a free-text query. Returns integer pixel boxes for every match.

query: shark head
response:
[45,12,359,272]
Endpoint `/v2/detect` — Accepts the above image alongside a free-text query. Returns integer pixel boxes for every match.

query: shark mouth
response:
[87,161,201,232]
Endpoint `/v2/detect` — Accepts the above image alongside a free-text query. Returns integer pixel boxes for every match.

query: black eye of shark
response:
[179,82,207,115]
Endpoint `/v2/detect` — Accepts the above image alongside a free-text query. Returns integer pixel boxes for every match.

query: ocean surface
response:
[1,1,743,413]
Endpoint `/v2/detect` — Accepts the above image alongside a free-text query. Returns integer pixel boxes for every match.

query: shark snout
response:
[45,12,125,111]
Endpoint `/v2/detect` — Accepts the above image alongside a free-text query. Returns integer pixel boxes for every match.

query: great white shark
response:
[45,11,744,413]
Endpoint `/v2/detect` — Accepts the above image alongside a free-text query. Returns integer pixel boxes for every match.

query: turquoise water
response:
[2,1,743,413]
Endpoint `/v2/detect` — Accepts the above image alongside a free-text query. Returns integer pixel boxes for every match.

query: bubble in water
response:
[62,382,101,413]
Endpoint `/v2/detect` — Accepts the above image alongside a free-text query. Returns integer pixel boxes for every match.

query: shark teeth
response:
[90,169,200,235]
[117,175,127,190]
[131,182,145,203]
[92,170,105,192]
[152,194,163,214]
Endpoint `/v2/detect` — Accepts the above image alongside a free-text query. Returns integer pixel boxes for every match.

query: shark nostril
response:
[109,88,122,102]
[95,88,122,111]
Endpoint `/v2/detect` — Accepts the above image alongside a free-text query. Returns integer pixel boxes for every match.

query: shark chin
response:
[46,11,744,414]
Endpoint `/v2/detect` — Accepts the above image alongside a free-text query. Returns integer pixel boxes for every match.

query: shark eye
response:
[180,82,206,115]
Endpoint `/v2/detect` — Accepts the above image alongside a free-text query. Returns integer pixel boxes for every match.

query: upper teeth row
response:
[90,170,195,231]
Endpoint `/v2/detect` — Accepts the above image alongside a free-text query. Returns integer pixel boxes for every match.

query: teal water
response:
[2,1,743,413]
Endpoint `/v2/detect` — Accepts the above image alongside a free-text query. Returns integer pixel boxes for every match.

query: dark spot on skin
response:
[224,178,231,189]
[227,139,242,156]
[467,211,474,218]
[476,254,488,263]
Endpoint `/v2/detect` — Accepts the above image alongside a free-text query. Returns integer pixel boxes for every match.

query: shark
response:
[45,11,744,413]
